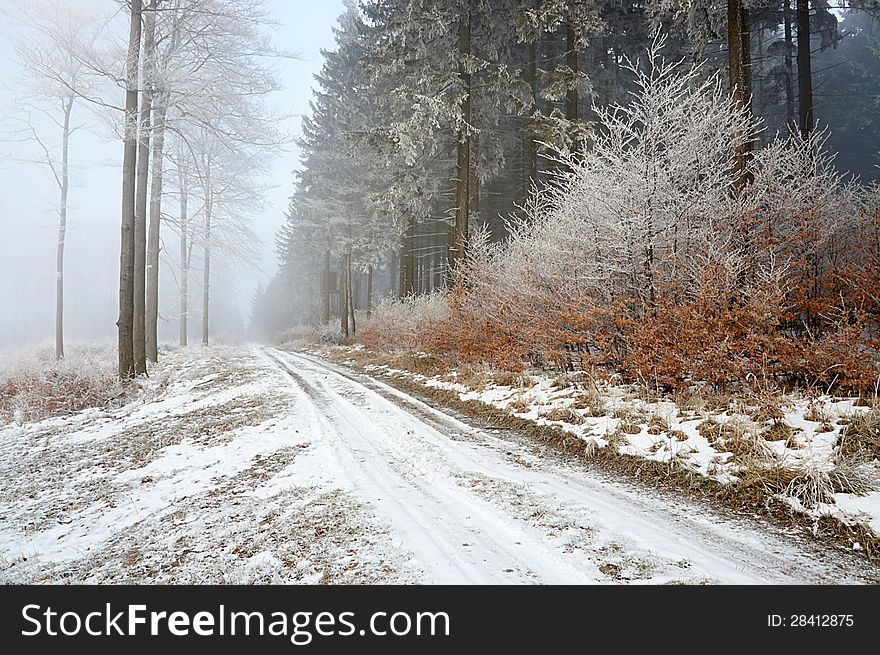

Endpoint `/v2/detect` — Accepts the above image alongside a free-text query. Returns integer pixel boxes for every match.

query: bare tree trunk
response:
[339,256,349,339]
[146,98,167,362]
[449,2,471,286]
[133,92,151,374]
[784,1,795,134]
[389,248,398,298]
[432,247,442,291]
[352,267,361,311]
[179,160,189,347]
[133,7,156,375]
[366,265,372,319]
[796,0,814,137]
[348,253,356,335]
[398,232,406,299]
[526,35,538,196]
[55,96,73,361]
[117,0,142,379]
[202,166,212,346]
[320,248,331,324]
[728,0,753,194]
[400,216,416,297]
[566,23,578,123]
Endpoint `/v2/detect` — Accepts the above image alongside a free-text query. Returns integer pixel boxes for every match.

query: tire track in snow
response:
[262,347,595,583]
[262,347,876,584]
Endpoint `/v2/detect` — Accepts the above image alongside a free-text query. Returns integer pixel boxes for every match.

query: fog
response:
[0,0,344,348]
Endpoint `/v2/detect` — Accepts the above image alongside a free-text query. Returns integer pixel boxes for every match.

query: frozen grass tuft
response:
[358,292,449,352]
[838,409,880,460]
[0,342,124,423]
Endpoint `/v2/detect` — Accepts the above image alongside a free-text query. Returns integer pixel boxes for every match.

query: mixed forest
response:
[250,1,880,395]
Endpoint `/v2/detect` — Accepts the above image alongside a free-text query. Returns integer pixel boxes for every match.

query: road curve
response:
[261,347,876,585]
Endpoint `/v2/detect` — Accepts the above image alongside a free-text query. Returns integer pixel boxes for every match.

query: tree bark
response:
[796,0,814,137]
[784,1,795,134]
[389,246,398,298]
[405,218,416,296]
[133,91,151,374]
[526,36,538,196]
[399,216,416,297]
[366,265,372,319]
[449,1,471,286]
[348,253,356,335]
[133,7,156,375]
[56,96,73,361]
[320,248,331,324]
[201,164,212,346]
[339,256,349,339]
[728,0,753,194]
[146,98,167,362]
[566,23,578,123]
[117,0,142,379]
[179,158,188,346]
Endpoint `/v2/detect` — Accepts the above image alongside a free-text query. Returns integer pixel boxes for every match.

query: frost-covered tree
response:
[1,0,100,361]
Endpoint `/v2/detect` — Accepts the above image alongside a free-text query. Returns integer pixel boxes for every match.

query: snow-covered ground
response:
[354,357,880,540]
[0,345,877,583]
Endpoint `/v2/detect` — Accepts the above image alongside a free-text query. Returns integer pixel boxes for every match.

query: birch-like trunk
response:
[202,164,212,346]
[55,95,73,361]
[146,98,167,362]
[179,161,189,346]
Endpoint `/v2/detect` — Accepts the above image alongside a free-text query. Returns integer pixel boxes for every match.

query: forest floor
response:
[1,344,879,584]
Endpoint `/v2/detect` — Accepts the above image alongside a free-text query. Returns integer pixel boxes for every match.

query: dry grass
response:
[750,391,789,423]
[762,421,793,442]
[550,373,582,390]
[671,389,706,417]
[838,409,880,460]
[490,370,533,389]
[605,429,629,450]
[738,464,799,498]
[617,421,643,435]
[0,342,125,423]
[540,407,585,425]
[784,469,837,508]
[829,451,878,496]
[647,414,670,435]
[570,388,608,417]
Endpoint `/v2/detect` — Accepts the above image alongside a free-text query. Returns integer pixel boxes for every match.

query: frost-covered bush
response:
[358,292,449,352]
[423,40,879,390]
[0,342,123,423]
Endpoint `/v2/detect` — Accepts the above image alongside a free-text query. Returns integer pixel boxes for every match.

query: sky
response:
[0,0,345,347]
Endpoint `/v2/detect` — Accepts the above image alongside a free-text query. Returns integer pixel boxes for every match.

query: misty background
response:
[0,0,344,347]
[1,2,879,350]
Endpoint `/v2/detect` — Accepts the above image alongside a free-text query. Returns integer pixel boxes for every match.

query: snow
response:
[830,493,880,535]
[1,345,876,584]
[339,351,880,542]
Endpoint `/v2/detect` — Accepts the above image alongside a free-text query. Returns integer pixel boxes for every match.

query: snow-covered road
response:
[260,347,874,584]
[0,345,875,583]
